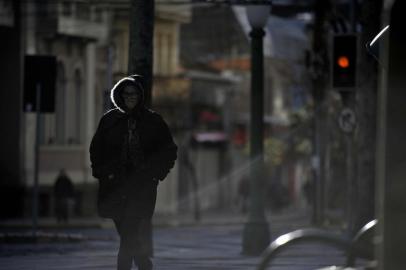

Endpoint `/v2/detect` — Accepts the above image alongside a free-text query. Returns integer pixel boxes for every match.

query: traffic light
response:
[332,34,357,89]
[24,55,57,113]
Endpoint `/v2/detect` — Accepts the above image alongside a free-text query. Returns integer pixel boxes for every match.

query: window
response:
[161,33,169,75]
[62,1,72,16]
[78,43,85,58]
[155,30,176,76]
[56,62,66,144]
[93,6,103,22]
[77,2,90,20]
[74,69,82,144]
[153,33,160,74]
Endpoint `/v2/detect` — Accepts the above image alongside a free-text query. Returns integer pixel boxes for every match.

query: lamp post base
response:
[242,221,271,255]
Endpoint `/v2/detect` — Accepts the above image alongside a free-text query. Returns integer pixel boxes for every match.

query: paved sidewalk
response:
[0,207,314,229]
[0,209,351,270]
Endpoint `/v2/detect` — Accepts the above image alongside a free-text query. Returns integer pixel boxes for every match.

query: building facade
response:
[21,0,111,217]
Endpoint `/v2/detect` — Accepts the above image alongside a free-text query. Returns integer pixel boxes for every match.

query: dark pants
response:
[55,198,69,223]
[113,216,153,270]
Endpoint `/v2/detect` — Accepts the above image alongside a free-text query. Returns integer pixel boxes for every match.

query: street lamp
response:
[242,2,271,255]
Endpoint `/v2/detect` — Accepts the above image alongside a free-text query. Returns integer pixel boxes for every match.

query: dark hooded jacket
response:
[89,75,177,219]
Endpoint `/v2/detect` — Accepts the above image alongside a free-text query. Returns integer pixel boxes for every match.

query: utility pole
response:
[336,0,359,235]
[242,5,270,256]
[353,0,382,233]
[128,0,154,107]
[311,0,331,226]
[128,0,155,256]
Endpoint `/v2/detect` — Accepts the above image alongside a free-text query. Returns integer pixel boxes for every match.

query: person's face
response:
[121,85,139,110]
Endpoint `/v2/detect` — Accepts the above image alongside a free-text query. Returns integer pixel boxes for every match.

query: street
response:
[0,211,350,270]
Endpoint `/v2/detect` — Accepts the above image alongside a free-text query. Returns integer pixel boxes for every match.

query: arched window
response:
[74,69,82,144]
[56,62,66,144]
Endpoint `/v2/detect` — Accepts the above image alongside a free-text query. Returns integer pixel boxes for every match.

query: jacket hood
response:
[110,75,145,114]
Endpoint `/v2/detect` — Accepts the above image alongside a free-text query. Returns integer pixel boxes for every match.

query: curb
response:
[0,231,85,244]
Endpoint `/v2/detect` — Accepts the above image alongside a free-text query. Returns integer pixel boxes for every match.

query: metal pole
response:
[346,133,354,235]
[311,0,330,226]
[314,110,322,224]
[242,27,270,255]
[128,0,155,256]
[128,0,154,107]
[350,0,357,33]
[32,83,41,236]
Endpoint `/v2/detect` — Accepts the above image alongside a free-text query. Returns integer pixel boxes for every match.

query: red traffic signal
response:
[332,35,357,89]
[337,56,350,68]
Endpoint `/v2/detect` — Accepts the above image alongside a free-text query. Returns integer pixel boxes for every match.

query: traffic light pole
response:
[128,0,155,256]
[311,0,331,226]
[342,94,356,236]
[32,83,41,237]
[242,28,270,256]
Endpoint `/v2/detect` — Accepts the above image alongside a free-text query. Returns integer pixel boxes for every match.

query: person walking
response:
[89,75,177,270]
[53,169,75,224]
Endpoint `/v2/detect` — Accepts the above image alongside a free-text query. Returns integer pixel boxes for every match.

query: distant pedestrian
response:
[303,177,315,206]
[237,176,249,213]
[268,180,290,211]
[90,75,177,270]
[53,169,75,224]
